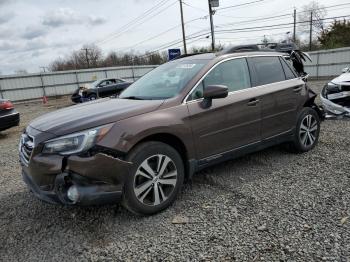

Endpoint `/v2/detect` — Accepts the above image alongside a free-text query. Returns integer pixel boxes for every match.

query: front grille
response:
[19,133,34,166]
[341,85,350,92]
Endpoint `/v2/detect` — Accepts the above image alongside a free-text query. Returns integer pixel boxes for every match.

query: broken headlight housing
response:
[326,83,341,94]
[42,124,113,155]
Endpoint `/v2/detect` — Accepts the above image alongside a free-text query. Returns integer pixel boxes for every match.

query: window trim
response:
[183,54,295,104]
[279,56,298,79]
[187,57,252,101]
[184,56,250,103]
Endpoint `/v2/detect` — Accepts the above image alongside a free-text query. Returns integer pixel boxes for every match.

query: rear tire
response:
[290,107,320,153]
[122,141,184,215]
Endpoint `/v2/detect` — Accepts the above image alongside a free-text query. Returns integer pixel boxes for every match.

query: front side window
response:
[120,59,209,100]
[188,58,251,101]
[99,80,110,87]
[250,56,286,86]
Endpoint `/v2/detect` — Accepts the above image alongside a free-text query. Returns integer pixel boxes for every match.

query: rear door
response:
[248,56,304,140]
[186,58,261,160]
[115,79,129,94]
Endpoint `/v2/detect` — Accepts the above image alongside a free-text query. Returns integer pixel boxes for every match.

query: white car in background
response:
[321,67,350,118]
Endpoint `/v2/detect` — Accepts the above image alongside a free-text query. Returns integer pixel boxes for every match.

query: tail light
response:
[0,100,14,110]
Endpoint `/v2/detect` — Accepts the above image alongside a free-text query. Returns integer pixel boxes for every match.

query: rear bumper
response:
[21,152,132,206]
[0,112,20,131]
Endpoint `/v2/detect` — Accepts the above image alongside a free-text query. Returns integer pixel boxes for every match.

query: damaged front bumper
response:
[21,152,132,206]
[320,83,350,118]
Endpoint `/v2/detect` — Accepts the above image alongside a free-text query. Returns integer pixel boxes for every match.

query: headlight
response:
[42,124,113,155]
[326,82,341,93]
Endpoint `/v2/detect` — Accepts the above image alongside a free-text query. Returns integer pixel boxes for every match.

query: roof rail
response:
[173,52,213,60]
[220,42,299,55]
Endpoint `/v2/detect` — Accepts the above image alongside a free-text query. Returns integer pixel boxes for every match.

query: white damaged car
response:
[321,67,350,118]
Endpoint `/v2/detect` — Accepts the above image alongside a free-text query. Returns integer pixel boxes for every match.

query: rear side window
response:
[250,56,285,86]
[280,58,297,79]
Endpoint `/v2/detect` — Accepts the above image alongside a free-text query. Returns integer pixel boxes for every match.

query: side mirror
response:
[342,67,349,73]
[201,85,228,108]
[203,85,228,99]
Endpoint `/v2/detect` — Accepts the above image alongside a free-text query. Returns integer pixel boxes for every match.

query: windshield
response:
[86,80,100,89]
[120,59,208,100]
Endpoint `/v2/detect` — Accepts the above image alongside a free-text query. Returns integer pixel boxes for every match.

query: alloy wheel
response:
[133,154,178,206]
[299,114,318,147]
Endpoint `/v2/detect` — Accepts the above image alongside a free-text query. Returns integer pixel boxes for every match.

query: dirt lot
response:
[0,80,349,261]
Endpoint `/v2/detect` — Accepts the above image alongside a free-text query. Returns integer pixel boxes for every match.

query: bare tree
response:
[49,45,168,72]
[83,44,103,68]
[298,1,327,33]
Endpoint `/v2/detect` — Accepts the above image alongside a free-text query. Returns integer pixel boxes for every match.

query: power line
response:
[215,13,292,28]
[137,14,350,56]
[216,0,266,11]
[216,3,350,28]
[99,0,178,46]
[95,0,176,45]
[114,16,207,52]
[215,14,350,34]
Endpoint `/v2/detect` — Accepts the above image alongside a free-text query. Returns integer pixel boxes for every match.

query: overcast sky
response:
[0,0,348,75]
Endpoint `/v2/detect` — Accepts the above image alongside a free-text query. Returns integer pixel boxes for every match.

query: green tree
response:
[318,20,350,49]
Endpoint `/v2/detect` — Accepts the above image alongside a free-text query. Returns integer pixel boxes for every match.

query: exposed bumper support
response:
[320,94,350,118]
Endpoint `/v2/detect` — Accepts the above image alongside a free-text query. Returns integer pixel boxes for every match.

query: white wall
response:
[304,47,350,78]
[0,65,157,101]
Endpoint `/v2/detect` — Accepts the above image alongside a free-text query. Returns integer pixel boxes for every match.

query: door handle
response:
[293,86,303,93]
[247,98,260,106]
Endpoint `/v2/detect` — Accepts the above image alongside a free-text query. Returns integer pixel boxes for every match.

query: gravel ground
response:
[0,81,349,261]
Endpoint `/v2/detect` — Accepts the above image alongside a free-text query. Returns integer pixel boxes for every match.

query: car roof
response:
[99,78,123,81]
[178,51,283,62]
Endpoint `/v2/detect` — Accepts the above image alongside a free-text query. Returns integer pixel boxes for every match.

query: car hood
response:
[331,72,350,85]
[29,98,164,136]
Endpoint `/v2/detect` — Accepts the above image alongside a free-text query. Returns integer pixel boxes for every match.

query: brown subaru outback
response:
[19,49,323,215]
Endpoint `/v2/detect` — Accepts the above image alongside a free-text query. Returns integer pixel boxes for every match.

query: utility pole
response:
[40,66,48,73]
[179,0,187,54]
[293,8,296,42]
[309,11,313,51]
[208,0,215,51]
[82,48,90,68]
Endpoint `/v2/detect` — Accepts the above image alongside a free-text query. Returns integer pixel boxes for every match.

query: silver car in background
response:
[321,67,350,118]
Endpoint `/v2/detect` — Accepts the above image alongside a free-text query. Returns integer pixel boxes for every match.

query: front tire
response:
[88,94,97,100]
[122,142,184,215]
[290,107,320,152]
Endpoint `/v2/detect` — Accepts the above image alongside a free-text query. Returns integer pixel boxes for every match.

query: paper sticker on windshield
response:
[176,64,196,69]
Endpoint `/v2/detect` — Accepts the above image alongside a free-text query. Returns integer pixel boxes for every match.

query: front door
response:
[98,80,116,97]
[186,58,261,160]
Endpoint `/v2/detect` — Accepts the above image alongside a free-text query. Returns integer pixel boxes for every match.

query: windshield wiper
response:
[121,96,144,100]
